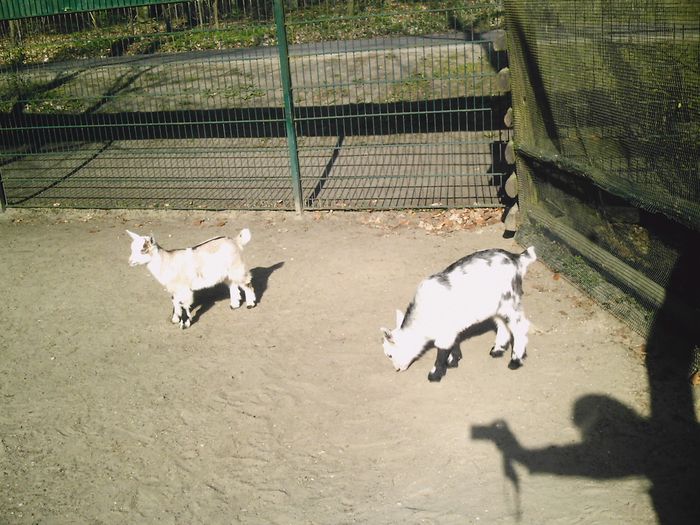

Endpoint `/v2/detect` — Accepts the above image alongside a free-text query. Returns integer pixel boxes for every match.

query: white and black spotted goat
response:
[126,229,256,329]
[381,247,536,381]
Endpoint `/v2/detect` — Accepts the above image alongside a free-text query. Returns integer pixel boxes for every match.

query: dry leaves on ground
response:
[357,208,502,234]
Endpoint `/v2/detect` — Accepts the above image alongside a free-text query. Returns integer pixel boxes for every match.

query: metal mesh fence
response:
[0,0,509,211]
[0,2,294,210]
[506,0,699,342]
[283,4,510,209]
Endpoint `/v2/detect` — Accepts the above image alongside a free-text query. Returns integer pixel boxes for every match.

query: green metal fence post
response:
[273,0,303,213]
[0,171,6,212]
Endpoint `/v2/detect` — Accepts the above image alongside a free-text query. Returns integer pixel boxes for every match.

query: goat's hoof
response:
[246,303,256,309]
[428,367,445,382]
[230,303,241,310]
[490,346,506,358]
[179,319,191,329]
[446,356,460,369]
[508,359,523,370]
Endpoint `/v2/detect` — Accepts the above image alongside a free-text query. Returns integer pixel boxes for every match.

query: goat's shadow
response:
[191,261,284,324]
[413,319,502,363]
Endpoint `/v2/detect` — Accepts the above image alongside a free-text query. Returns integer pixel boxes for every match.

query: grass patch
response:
[0,2,504,114]
[0,1,503,68]
[382,51,497,102]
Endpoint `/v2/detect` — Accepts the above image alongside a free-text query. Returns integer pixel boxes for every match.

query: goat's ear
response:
[147,235,155,246]
[126,229,140,241]
[395,309,405,328]
[380,327,393,343]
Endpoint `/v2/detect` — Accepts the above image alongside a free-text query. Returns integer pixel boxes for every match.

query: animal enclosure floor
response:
[1,208,697,524]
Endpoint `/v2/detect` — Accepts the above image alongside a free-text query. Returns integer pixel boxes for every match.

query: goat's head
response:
[126,230,156,266]
[380,309,419,372]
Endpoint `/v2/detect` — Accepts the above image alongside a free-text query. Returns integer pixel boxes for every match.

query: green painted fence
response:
[0,0,510,210]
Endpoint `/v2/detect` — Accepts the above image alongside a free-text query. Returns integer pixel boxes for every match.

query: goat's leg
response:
[507,313,530,369]
[489,317,512,358]
[428,347,452,382]
[447,344,462,368]
[171,296,181,324]
[429,333,459,382]
[228,282,243,309]
[174,289,194,329]
[240,272,256,308]
[179,305,192,329]
[228,273,256,310]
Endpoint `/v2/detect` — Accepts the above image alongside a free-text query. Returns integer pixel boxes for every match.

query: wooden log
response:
[504,173,518,198]
[504,202,519,231]
[504,107,513,128]
[505,140,516,164]
[497,67,511,92]
[529,207,665,307]
[492,30,507,51]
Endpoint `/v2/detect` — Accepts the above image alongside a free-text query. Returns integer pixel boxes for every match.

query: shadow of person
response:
[473,395,650,474]
[473,394,700,522]
[472,245,700,524]
[642,245,700,523]
[191,262,285,324]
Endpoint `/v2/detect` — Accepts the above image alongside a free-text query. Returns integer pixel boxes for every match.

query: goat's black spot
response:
[438,249,521,277]
[434,271,451,288]
[467,250,496,265]
[439,252,481,274]
[501,251,520,264]
[401,301,416,329]
[511,274,524,297]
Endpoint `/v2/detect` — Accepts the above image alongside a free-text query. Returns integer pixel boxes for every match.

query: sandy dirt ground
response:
[1,208,697,524]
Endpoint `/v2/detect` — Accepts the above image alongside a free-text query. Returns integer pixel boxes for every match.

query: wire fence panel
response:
[0,2,295,210]
[285,1,509,209]
[0,1,508,210]
[507,0,699,341]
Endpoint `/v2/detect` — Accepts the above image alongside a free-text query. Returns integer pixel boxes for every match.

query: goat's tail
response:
[236,228,252,249]
[518,246,537,274]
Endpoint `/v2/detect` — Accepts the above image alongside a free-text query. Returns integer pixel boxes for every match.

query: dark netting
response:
[505,0,699,350]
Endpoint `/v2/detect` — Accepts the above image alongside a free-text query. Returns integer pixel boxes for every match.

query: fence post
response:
[273,0,303,213]
[0,171,6,212]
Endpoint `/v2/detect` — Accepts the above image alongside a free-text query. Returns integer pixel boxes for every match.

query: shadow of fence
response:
[0,95,510,146]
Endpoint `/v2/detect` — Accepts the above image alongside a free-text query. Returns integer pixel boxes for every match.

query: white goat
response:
[381,247,536,381]
[126,229,256,329]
